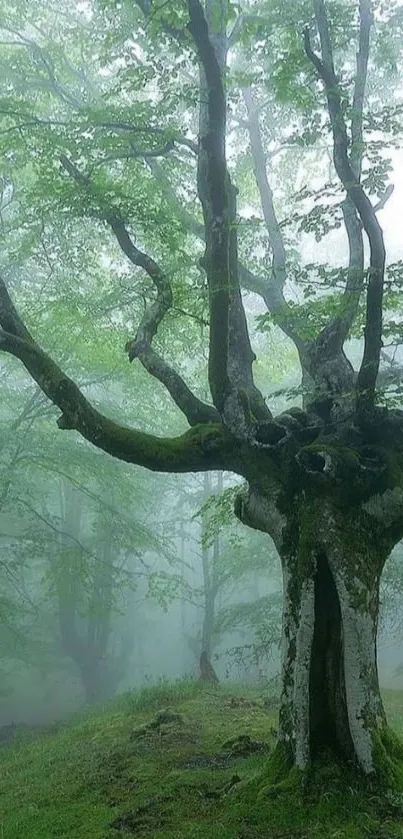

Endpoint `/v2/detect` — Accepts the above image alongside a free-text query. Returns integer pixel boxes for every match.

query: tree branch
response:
[242,87,304,352]
[332,0,373,342]
[228,14,267,48]
[187,0,232,414]
[146,157,282,311]
[351,0,373,180]
[2,27,81,109]
[0,318,236,474]
[127,346,220,425]
[188,0,270,436]
[59,154,217,426]
[305,1,386,422]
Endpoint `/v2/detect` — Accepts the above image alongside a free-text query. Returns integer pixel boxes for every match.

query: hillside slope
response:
[0,681,402,838]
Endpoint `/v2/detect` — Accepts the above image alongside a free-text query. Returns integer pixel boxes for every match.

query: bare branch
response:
[242,87,304,352]
[59,154,216,426]
[305,2,386,421]
[351,0,373,180]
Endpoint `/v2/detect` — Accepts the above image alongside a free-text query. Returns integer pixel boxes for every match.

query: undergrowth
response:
[0,680,401,839]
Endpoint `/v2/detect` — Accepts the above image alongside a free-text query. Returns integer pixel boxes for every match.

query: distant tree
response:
[1,0,403,785]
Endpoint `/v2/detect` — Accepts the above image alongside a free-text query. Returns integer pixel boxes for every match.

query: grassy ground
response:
[0,680,402,839]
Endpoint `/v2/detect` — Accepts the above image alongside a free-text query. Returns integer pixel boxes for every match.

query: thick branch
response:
[187,0,232,415]
[0,323,236,474]
[331,0,372,341]
[243,88,286,293]
[305,3,385,421]
[188,0,270,435]
[351,0,373,180]
[298,1,374,420]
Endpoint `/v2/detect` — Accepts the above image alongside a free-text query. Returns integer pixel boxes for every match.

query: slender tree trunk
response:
[179,523,188,671]
[200,472,220,684]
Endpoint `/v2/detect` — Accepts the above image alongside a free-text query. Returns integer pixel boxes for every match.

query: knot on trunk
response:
[296,442,364,487]
[296,448,333,475]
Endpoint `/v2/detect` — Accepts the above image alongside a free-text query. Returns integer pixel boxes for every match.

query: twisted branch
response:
[305,0,386,421]
[59,154,218,426]
[0,278,231,472]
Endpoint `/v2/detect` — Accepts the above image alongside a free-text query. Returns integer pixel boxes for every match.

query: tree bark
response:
[237,487,403,781]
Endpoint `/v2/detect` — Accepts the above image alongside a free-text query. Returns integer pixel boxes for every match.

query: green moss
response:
[372,726,403,788]
[262,739,294,785]
[304,441,361,473]
[86,417,243,474]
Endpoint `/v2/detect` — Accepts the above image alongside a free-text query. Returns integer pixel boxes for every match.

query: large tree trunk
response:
[237,488,403,781]
[280,547,383,773]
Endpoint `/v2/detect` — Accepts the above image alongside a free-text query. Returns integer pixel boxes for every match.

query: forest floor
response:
[0,680,402,839]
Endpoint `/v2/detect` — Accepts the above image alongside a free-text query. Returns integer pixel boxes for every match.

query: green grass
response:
[0,681,401,838]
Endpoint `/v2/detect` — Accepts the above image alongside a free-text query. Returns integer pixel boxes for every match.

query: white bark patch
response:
[245,489,286,551]
[293,577,315,769]
[363,487,403,527]
[222,391,251,440]
[321,452,334,474]
[331,571,379,775]
[279,563,297,746]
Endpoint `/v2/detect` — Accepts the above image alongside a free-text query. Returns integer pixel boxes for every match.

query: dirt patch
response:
[130,707,185,741]
[221,733,269,757]
[109,795,173,834]
[177,734,269,769]
[224,696,262,710]
[177,753,232,769]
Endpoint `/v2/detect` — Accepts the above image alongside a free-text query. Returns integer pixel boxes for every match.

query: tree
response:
[174,472,280,680]
[1,0,403,785]
[194,475,281,679]
[0,369,174,708]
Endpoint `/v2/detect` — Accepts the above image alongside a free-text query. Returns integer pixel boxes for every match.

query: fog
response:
[0,459,400,730]
[0,0,402,756]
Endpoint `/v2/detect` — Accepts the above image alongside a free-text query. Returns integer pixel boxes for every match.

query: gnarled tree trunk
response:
[237,485,403,781]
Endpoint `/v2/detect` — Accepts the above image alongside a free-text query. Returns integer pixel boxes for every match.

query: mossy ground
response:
[0,680,402,838]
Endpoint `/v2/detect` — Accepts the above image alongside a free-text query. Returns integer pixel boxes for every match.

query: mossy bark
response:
[238,484,403,785]
[277,505,402,782]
